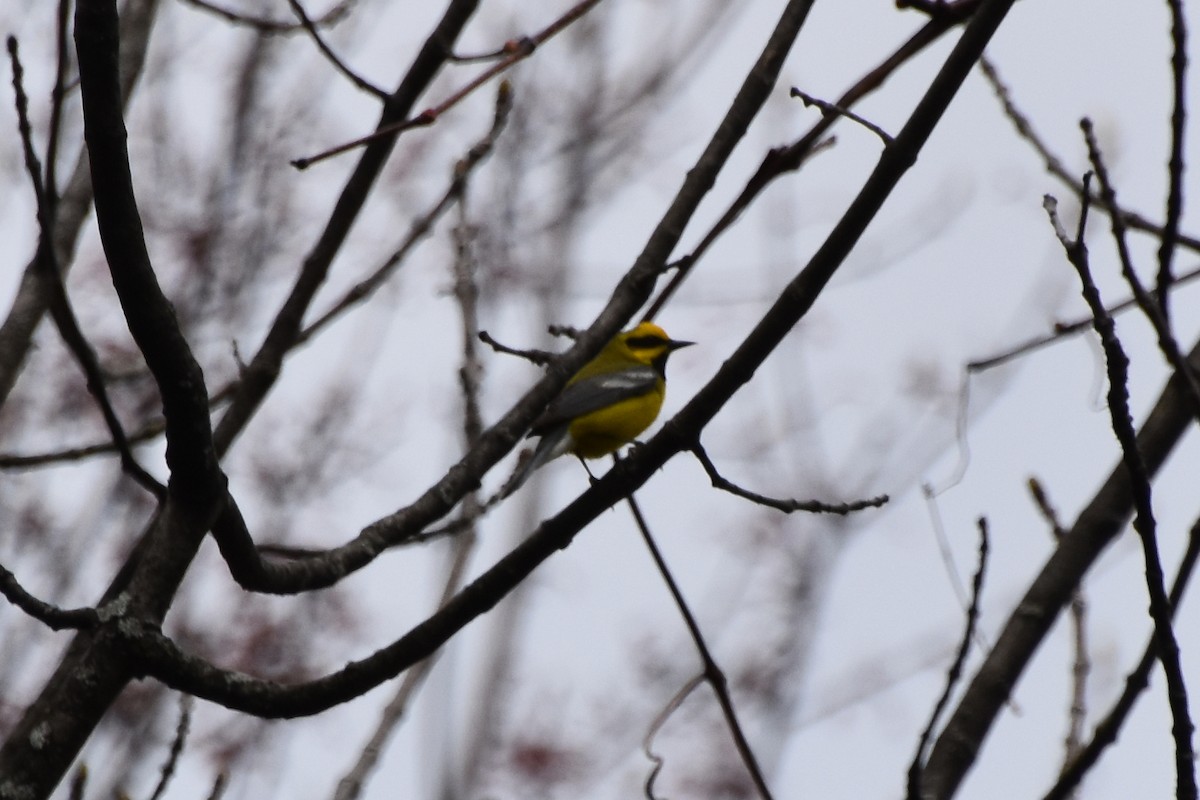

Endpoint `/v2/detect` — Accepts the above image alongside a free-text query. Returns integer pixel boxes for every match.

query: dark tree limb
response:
[118,0,1014,717]
[212,0,821,595]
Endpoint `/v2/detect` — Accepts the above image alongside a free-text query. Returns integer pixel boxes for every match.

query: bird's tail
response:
[496,424,572,500]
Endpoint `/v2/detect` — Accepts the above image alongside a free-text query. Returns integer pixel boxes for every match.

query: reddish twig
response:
[292,0,605,169]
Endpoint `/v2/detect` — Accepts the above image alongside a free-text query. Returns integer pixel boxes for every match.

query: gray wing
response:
[530,366,659,435]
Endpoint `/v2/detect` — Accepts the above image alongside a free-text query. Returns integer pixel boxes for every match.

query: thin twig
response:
[146,694,193,800]
[7,37,47,208]
[331,149,490,800]
[907,518,989,799]
[1029,478,1089,779]
[206,772,229,800]
[790,87,894,145]
[298,81,512,342]
[1080,119,1200,416]
[68,765,87,800]
[292,0,603,169]
[179,0,355,35]
[0,384,238,470]
[625,489,776,800]
[1155,0,1188,320]
[44,0,71,208]
[449,39,531,63]
[643,0,985,320]
[1043,519,1200,800]
[967,262,1200,372]
[692,442,887,514]
[286,0,386,98]
[1047,178,1197,800]
[981,56,1200,257]
[477,330,558,366]
[7,36,164,496]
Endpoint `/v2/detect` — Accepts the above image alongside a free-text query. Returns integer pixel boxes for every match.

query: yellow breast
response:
[566,383,665,459]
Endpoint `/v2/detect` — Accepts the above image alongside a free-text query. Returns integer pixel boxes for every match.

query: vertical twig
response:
[146,694,192,800]
[1080,120,1200,413]
[1043,520,1200,800]
[1155,0,1188,320]
[1046,179,1197,800]
[1029,478,1089,785]
[625,490,776,800]
[907,518,989,800]
[331,101,501,799]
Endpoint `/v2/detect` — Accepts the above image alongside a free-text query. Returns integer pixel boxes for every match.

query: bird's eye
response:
[625,335,667,350]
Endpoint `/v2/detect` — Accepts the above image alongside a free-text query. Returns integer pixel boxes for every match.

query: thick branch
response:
[75,0,223,510]
[125,0,1016,712]
[211,0,821,595]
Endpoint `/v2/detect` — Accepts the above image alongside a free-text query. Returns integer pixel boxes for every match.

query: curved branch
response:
[211,0,822,595]
[75,0,224,509]
[127,0,1017,712]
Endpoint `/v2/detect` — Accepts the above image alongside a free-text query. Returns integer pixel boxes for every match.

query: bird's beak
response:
[667,339,695,351]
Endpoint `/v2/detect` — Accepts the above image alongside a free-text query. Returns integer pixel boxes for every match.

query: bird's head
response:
[617,321,694,374]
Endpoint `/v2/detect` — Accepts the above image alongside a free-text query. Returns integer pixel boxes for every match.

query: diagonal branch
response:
[907,518,989,799]
[213,0,481,456]
[0,0,161,410]
[7,37,163,496]
[1049,176,1196,800]
[644,0,984,319]
[285,0,385,98]
[210,0,822,595]
[291,0,602,169]
[1043,518,1200,800]
[624,489,775,800]
[120,0,1019,713]
[691,442,887,514]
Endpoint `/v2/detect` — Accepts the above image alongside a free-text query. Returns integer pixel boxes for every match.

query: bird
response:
[501,321,693,497]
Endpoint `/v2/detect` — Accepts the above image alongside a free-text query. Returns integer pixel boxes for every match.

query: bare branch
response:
[692,443,887,514]
[923,327,1200,796]
[1051,161,1196,798]
[1029,478,1090,779]
[8,36,163,495]
[0,562,99,631]
[981,56,1200,257]
[624,490,776,800]
[331,139,488,800]
[477,330,558,366]
[907,518,989,799]
[299,81,512,343]
[179,0,355,35]
[645,0,985,319]
[214,0,481,456]
[285,0,386,98]
[1080,118,1200,416]
[790,86,894,145]
[967,262,1200,372]
[146,694,192,800]
[1043,519,1200,800]
[291,0,604,169]
[1155,0,1188,320]
[76,0,224,507]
